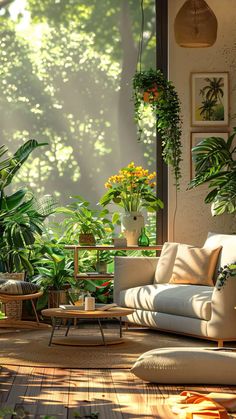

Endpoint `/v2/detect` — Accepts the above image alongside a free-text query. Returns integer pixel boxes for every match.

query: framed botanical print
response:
[191,72,229,126]
[190,132,229,179]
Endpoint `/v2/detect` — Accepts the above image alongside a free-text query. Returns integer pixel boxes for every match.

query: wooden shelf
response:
[65,245,162,251]
[77,273,113,280]
[65,244,162,280]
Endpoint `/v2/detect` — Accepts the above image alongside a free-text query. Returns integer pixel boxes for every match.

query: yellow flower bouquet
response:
[99,162,164,214]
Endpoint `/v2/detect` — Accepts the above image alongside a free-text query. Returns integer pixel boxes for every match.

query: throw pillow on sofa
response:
[169,245,222,286]
[131,347,236,384]
[154,242,180,283]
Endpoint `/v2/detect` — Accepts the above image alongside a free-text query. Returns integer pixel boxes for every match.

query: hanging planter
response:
[132,68,182,187]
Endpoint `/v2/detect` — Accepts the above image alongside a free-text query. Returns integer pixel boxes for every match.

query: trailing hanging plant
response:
[132,68,182,187]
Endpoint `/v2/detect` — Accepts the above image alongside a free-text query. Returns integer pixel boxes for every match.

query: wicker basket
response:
[0,272,25,320]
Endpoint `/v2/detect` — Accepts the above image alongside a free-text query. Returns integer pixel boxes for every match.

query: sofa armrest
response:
[207,276,236,339]
[113,256,159,305]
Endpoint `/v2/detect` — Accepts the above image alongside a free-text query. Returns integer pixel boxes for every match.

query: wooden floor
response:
[1,366,236,418]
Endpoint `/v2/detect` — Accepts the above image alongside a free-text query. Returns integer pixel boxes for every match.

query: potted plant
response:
[189,128,236,215]
[99,162,164,245]
[95,250,113,274]
[58,195,113,245]
[32,241,75,308]
[132,68,182,187]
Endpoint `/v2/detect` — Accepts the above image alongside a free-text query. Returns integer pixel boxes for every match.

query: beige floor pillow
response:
[131,347,236,384]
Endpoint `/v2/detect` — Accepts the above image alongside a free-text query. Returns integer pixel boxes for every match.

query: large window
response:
[0,0,157,208]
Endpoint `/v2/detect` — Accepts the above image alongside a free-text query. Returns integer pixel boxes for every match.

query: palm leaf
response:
[3,139,48,188]
[1,189,28,210]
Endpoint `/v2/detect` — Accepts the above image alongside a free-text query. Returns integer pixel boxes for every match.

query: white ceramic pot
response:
[121,212,144,246]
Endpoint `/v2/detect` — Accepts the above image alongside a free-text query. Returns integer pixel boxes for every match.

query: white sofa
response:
[114,233,236,347]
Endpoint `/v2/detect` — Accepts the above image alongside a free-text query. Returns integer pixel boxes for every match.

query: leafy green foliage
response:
[132,68,182,187]
[216,262,236,290]
[58,195,114,241]
[189,128,236,215]
[0,141,56,274]
[0,0,156,204]
[32,241,75,291]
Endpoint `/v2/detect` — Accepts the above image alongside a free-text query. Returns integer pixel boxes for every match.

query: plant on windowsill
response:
[132,68,182,187]
[216,262,236,290]
[188,128,236,216]
[99,162,164,245]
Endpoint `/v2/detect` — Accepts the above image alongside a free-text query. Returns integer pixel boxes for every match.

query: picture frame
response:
[191,72,229,126]
[190,132,229,179]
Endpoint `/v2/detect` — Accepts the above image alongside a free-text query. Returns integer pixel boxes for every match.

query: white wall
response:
[168,0,236,246]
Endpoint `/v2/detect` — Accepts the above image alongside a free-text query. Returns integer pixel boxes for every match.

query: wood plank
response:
[6,366,33,405]
[1,366,236,418]
[34,367,68,418]
[111,369,155,418]
[67,368,90,410]
[88,369,123,418]
[0,365,20,404]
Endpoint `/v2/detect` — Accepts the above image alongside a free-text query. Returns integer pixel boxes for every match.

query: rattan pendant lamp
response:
[174,0,218,47]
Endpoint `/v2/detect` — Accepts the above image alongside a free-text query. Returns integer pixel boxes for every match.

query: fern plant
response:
[189,128,236,215]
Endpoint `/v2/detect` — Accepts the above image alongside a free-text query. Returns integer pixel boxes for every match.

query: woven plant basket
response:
[0,272,25,320]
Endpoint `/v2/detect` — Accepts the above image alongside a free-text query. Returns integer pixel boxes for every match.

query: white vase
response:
[121,212,144,246]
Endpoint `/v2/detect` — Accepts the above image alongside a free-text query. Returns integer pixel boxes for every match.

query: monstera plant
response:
[189,128,236,216]
[0,140,56,274]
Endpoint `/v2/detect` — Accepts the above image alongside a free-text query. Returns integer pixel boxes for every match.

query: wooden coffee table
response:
[41,306,134,346]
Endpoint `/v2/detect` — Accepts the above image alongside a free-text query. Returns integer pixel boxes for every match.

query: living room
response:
[1,0,236,418]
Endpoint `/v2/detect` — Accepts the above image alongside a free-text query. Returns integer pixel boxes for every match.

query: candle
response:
[84,295,95,311]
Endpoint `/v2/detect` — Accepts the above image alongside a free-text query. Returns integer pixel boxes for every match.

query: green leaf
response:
[112,212,120,224]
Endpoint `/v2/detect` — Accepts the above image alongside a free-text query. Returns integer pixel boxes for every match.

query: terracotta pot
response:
[79,233,96,246]
[143,84,159,103]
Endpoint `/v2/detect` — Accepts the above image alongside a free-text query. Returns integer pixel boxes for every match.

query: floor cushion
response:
[131,347,236,384]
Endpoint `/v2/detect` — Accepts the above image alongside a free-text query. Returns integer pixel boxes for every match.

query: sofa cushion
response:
[131,347,236,384]
[120,283,213,320]
[204,233,236,283]
[154,242,179,284]
[0,279,40,295]
[169,245,222,286]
